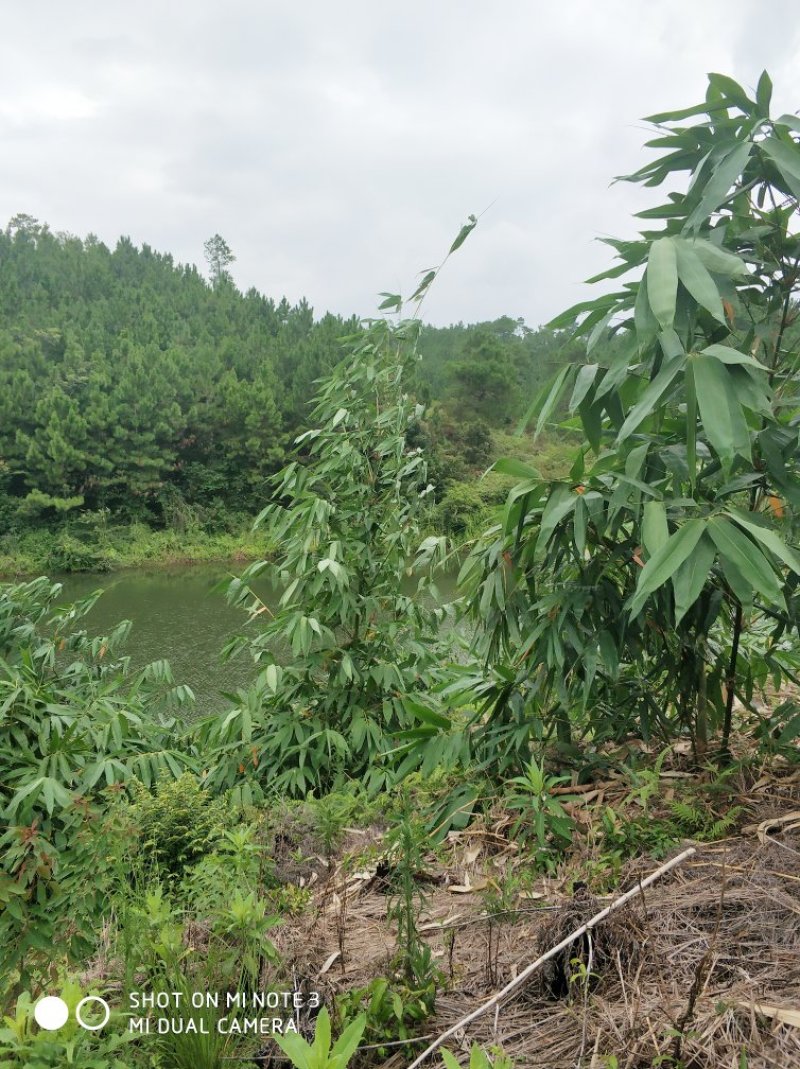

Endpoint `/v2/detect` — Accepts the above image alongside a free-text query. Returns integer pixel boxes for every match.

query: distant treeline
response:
[0,216,579,533]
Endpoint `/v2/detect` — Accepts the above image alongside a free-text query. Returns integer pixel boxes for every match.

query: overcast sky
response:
[2,1,799,326]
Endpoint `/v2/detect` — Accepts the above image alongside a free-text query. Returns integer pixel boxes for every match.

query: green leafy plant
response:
[213,889,281,985]
[0,578,192,1004]
[336,977,437,1065]
[130,773,228,880]
[196,222,477,799]
[504,758,575,869]
[273,1007,366,1069]
[442,1044,516,1069]
[449,71,800,776]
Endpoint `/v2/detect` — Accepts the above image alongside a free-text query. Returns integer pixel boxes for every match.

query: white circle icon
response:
[75,995,111,1031]
[34,996,69,1031]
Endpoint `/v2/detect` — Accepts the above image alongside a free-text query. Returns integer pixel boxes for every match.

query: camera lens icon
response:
[76,996,111,1030]
[34,996,69,1031]
[34,994,111,1032]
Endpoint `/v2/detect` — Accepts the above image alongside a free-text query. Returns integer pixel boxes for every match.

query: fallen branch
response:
[406,846,696,1069]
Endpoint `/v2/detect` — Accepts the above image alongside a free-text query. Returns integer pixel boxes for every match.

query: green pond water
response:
[60,565,459,717]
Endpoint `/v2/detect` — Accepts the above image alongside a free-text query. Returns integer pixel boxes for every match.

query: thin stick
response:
[406,847,696,1069]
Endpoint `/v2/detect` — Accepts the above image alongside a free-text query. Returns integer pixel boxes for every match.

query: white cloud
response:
[1,0,799,325]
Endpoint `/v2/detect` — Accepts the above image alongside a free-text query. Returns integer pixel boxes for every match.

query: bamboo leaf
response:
[642,500,669,556]
[517,364,576,439]
[684,237,749,278]
[684,141,753,229]
[756,70,773,116]
[725,512,800,574]
[633,273,659,343]
[700,344,767,370]
[378,292,402,311]
[708,517,785,607]
[616,356,685,444]
[672,533,716,624]
[692,354,751,468]
[570,364,599,411]
[646,238,679,329]
[628,519,707,619]
[674,241,726,322]
[761,136,800,200]
[410,270,437,301]
[449,214,478,253]
[491,457,542,480]
[707,72,754,113]
[536,485,577,555]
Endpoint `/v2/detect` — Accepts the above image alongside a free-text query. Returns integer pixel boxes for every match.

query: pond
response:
[60,564,460,717]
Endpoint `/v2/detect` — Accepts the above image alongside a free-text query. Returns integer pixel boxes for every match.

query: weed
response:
[336,976,437,1065]
[504,758,575,871]
[273,1006,365,1069]
[442,1044,516,1068]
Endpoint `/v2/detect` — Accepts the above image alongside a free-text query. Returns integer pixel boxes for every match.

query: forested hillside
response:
[0,214,576,570]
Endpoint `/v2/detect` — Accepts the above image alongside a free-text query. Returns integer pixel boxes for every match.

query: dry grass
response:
[270,767,800,1069]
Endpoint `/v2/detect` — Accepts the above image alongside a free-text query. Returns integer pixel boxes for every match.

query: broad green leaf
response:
[708,517,785,607]
[646,238,678,329]
[756,70,773,116]
[330,1014,367,1069]
[403,699,451,730]
[628,519,707,619]
[643,101,729,124]
[312,1005,331,1056]
[574,494,587,554]
[730,365,772,419]
[692,353,751,467]
[491,457,542,480]
[536,484,577,554]
[725,512,800,574]
[570,363,599,411]
[686,359,697,491]
[587,311,615,353]
[761,136,800,200]
[272,1029,313,1069]
[700,344,767,370]
[685,141,753,229]
[659,328,684,360]
[578,395,602,452]
[683,237,749,278]
[633,273,659,342]
[642,500,668,556]
[598,630,619,678]
[674,241,725,322]
[377,292,402,311]
[672,533,716,624]
[616,356,685,443]
[517,363,575,439]
[776,114,800,134]
[707,73,754,112]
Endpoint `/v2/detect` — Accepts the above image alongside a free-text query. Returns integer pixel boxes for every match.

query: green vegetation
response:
[1,71,798,1069]
[0,217,576,574]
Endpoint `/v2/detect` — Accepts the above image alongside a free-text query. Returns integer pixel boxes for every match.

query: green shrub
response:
[0,577,191,1002]
[130,773,228,880]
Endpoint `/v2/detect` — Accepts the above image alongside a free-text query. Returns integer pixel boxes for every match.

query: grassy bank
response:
[430,431,574,539]
[0,520,272,579]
